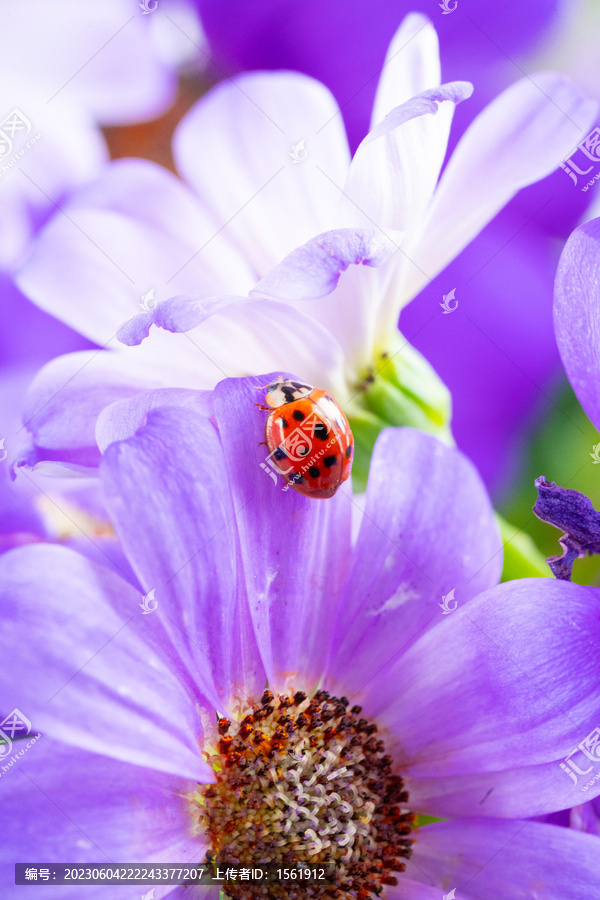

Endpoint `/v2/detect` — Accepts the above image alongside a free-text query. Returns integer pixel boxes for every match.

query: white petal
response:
[343,83,471,237]
[403,72,599,300]
[16,160,253,345]
[173,71,351,276]
[371,13,441,126]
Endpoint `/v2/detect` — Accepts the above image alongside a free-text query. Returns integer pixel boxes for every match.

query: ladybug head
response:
[263,377,314,409]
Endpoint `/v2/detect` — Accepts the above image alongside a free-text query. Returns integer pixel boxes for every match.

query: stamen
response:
[196,690,414,899]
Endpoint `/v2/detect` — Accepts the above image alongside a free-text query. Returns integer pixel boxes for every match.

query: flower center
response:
[197,689,413,898]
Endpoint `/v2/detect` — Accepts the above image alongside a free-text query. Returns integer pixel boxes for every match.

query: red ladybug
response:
[258,377,353,498]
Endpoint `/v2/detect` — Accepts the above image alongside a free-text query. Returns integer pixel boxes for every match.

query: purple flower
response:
[2,376,600,896]
[15,15,596,488]
[531,217,600,577]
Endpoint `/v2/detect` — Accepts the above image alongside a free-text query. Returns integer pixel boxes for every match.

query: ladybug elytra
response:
[259,377,353,499]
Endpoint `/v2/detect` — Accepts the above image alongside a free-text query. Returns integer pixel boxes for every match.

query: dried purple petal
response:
[533,476,600,580]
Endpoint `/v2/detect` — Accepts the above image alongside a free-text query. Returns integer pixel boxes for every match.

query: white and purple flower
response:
[2,377,600,897]
[15,14,596,487]
[0,0,190,271]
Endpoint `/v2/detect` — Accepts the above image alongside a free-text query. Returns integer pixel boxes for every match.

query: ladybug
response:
[258,377,353,498]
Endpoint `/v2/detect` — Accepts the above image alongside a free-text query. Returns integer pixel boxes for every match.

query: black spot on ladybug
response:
[274,448,286,461]
[279,417,289,429]
[282,388,296,402]
[293,410,305,421]
[291,381,309,390]
[314,423,328,440]
[308,466,320,478]
[324,455,337,468]
[346,445,352,458]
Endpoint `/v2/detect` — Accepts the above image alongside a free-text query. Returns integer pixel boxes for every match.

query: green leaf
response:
[497,513,551,581]
[346,334,453,492]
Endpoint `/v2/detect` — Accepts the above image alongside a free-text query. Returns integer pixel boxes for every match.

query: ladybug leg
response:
[254,403,271,411]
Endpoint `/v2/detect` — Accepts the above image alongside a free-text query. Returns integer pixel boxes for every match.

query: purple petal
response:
[212,374,352,691]
[0,737,206,882]
[405,760,596,821]
[554,217,600,431]
[571,799,600,836]
[21,350,162,457]
[533,477,600,580]
[357,578,600,814]
[117,294,240,346]
[0,544,212,781]
[101,405,266,712]
[97,388,213,453]
[408,818,600,898]
[252,228,398,301]
[326,428,502,697]
[361,82,473,146]
[385,882,441,900]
